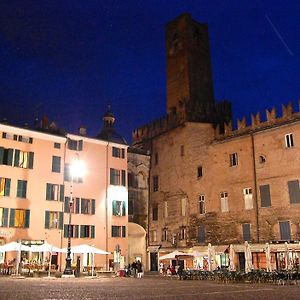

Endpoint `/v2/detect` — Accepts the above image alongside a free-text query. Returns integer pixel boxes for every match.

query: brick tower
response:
[166,13,215,121]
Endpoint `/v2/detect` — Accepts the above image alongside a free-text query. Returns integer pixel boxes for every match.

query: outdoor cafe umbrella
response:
[62,244,110,276]
[31,242,65,277]
[285,242,291,270]
[229,244,236,271]
[265,243,272,272]
[159,250,192,260]
[244,241,253,273]
[0,241,31,275]
[207,243,217,271]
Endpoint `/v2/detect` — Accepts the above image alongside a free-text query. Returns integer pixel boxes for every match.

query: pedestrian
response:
[159,262,164,275]
[177,265,183,280]
[136,260,143,278]
[131,261,137,277]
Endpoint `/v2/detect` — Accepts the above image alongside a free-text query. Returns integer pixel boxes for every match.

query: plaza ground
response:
[1,275,300,300]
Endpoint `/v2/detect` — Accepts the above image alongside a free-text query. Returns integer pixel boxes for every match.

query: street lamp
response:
[64,158,86,275]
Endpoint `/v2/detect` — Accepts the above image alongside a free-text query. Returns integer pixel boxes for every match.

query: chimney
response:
[79,126,87,136]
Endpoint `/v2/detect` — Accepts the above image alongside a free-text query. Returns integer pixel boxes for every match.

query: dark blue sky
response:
[0,1,299,143]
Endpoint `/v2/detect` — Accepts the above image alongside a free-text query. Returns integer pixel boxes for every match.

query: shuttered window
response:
[46,184,64,201]
[0,208,9,227]
[0,177,11,196]
[242,223,251,241]
[17,180,27,198]
[288,180,300,204]
[9,209,30,228]
[0,147,14,166]
[279,221,291,241]
[52,156,61,173]
[198,226,205,244]
[260,184,271,207]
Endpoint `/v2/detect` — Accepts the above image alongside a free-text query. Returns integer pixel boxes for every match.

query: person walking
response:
[136,260,143,278]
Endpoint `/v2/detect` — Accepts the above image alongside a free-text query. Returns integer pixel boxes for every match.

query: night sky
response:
[0,1,299,143]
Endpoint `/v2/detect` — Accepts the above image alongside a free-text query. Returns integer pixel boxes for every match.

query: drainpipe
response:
[105,141,109,270]
[251,133,260,242]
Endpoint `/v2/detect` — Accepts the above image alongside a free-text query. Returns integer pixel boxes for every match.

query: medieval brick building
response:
[132,13,300,271]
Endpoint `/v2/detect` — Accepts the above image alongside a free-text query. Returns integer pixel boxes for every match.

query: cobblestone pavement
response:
[0,276,300,300]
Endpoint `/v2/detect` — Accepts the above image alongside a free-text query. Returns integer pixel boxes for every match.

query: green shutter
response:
[64,197,70,213]
[46,183,51,200]
[9,209,15,227]
[45,211,50,229]
[64,225,68,238]
[112,200,117,215]
[59,212,63,229]
[7,149,13,166]
[14,149,20,167]
[78,140,83,151]
[122,226,126,238]
[3,208,9,227]
[0,147,3,164]
[122,170,126,186]
[81,199,84,214]
[23,181,27,198]
[75,198,80,214]
[17,180,22,197]
[4,178,11,196]
[121,148,125,158]
[60,185,64,202]
[75,225,79,238]
[80,225,84,238]
[28,152,34,169]
[24,210,30,228]
[64,164,70,181]
[91,226,95,238]
[91,199,95,215]
[110,168,114,185]
[122,201,126,216]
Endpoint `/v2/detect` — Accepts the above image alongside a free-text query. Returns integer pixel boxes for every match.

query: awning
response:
[148,245,161,252]
[215,245,229,254]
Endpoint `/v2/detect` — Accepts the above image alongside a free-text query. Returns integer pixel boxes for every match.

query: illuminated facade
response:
[0,110,128,271]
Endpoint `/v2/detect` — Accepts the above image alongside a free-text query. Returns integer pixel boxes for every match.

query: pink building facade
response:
[0,121,128,271]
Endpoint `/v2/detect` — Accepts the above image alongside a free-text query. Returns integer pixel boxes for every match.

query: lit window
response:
[112,200,126,216]
[0,207,8,227]
[0,177,11,196]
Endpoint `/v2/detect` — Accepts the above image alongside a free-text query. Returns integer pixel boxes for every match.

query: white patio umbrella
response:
[159,250,192,260]
[62,244,110,276]
[0,241,31,275]
[285,242,291,270]
[265,243,272,272]
[31,242,65,277]
[244,241,253,273]
[229,244,236,271]
[207,243,213,271]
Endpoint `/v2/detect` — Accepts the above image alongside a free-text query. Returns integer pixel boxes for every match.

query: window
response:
[68,138,83,151]
[164,201,168,218]
[0,208,9,227]
[112,200,126,216]
[2,133,32,143]
[198,226,205,243]
[279,221,291,241]
[242,223,251,241]
[288,180,300,204]
[45,211,63,229]
[110,168,126,186]
[0,147,14,166]
[46,183,64,201]
[52,156,61,173]
[154,153,158,165]
[81,198,96,215]
[285,133,294,148]
[180,145,184,157]
[17,180,27,198]
[179,227,186,240]
[197,166,203,178]
[0,177,11,196]
[54,142,61,149]
[243,188,253,210]
[64,164,83,183]
[64,224,79,238]
[112,147,125,158]
[64,197,79,214]
[150,230,157,242]
[220,192,229,212]
[199,195,205,214]
[260,184,271,207]
[111,225,126,238]
[9,209,30,228]
[181,198,186,216]
[230,153,238,167]
[80,225,95,238]
[152,205,158,221]
[14,150,34,169]
[162,228,168,241]
[153,176,159,192]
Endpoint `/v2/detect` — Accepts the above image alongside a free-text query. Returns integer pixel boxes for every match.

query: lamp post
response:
[64,159,86,275]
